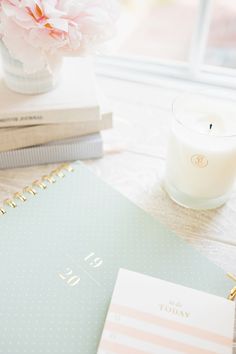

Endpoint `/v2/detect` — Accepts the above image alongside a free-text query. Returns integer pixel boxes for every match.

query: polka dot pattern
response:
[0,163,231,353]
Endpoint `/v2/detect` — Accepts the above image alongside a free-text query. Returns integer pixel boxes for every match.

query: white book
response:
[0,58,100,127]
[0,133,103,169]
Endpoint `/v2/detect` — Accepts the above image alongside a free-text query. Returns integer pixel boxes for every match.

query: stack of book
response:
[0,58,112,169]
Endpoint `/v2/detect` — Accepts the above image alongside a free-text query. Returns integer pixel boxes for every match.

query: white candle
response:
[165,96,236,209]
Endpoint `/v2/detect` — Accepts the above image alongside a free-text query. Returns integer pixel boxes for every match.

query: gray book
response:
[0,134,103,169]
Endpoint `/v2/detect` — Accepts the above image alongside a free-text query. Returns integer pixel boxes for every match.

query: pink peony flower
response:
[0,0,119,72]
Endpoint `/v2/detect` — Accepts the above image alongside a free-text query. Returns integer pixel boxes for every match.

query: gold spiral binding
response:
[0,163,74,216]
[33,180,47,190]
[0,207,6,215]
[228,287,236,301]
[61,163,74,172]
[52,168,65,178]
[42,175,56,184]
[4,199,17,208]
[14,192,27,202]
[24,186,37,196]
[227,273,236,301]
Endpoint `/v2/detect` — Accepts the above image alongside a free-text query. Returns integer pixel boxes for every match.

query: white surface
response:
[0,76,235,350]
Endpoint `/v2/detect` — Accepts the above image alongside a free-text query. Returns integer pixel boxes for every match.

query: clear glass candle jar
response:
[164,94,236,210]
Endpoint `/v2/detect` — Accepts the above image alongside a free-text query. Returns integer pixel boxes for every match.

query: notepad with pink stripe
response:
[98,269,235,354]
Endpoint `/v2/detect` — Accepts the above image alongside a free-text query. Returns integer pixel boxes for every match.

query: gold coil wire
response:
[42,175,56,184]
[0,208,6,215]
[0,163,74,216]
[227,273,236,301]
[228,287,236,301]
[51,168,65,178]
[14,192,27,202]
[60,163,74,172]
[24,186,37,196]
[4,199,17,208]
[33,180,47,190]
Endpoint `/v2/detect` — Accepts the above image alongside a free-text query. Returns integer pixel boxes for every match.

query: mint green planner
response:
[0,162,232,354]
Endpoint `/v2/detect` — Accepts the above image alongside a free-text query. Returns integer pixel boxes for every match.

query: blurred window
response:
[98,0,236,89]
[114,0,199,62]
[206,0,236,69]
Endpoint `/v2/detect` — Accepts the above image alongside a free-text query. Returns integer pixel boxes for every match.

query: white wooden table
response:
[0,76,235,350]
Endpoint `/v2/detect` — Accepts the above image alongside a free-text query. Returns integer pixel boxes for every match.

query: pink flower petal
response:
[0,0,119,72]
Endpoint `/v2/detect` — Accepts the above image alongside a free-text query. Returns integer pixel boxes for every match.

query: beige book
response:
[0,111,112,152]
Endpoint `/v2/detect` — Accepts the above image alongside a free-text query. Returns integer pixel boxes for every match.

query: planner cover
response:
[0,162,233,354]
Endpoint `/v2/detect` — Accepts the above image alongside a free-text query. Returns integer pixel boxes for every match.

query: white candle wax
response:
[165,101,236,209]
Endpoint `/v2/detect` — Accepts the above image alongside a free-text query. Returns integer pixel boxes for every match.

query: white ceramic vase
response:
[0,42,62,95]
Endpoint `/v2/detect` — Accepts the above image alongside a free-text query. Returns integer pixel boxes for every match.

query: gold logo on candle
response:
[191,154,208,168]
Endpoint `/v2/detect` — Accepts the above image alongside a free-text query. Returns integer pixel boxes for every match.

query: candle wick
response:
[209,124,213,130]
